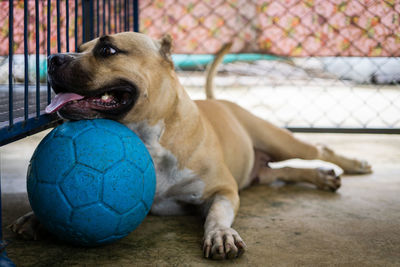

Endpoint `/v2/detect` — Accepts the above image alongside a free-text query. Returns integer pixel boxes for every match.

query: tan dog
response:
[10,32,371,260]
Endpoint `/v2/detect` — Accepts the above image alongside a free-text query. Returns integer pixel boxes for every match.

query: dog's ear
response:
[159,34,174,68]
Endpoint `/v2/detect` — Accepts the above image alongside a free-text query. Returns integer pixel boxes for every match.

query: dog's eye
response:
[99,45,117,57]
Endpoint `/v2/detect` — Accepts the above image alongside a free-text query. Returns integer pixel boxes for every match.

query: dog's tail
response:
[205,42,233,99]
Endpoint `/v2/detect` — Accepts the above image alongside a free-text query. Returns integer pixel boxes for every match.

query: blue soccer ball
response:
[27,119,156,246]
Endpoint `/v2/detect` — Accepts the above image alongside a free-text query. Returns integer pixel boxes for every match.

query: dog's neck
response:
[125,81,204,169]
[158,83,205,165]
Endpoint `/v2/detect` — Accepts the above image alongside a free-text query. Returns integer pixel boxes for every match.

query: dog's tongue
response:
[45,93,85,113]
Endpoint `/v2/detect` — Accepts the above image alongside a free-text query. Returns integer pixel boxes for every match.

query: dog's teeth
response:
[102,93,111,101]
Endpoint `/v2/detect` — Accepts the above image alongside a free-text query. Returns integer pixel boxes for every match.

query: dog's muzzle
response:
[46,54,139,120]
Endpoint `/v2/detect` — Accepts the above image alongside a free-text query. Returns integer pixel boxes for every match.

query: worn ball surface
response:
[27,119,156,246]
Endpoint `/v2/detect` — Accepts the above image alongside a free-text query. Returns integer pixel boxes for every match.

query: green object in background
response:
[39,58,47,80]
[172,54,281,69]
[27,56,48,82]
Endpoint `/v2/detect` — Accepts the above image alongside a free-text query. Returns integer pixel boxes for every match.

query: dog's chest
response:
[127,121,205,215]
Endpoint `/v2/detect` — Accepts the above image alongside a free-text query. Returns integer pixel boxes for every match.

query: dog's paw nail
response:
[316,168,341,192]
[327,169,335,176]
[225,244,231,253]
[204,227,245,260]
[236,241,247,253]
[203,240,212,258]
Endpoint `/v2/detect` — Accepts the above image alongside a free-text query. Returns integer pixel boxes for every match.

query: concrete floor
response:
[1,132,400,266]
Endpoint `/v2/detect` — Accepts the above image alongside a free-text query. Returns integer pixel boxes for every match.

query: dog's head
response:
[47,32,177,123]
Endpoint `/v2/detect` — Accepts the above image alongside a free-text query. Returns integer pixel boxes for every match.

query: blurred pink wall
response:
[1,0,399,56]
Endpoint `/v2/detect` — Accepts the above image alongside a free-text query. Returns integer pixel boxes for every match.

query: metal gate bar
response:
[35,0,40,118]
[8,0,13,127]
[1,2,140,265]
[1,0,140,147]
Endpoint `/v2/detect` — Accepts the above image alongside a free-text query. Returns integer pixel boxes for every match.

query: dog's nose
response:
[48,54,69,74]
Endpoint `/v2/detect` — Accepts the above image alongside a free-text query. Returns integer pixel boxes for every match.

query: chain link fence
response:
[1,0,399,133]
[140,0,400,131]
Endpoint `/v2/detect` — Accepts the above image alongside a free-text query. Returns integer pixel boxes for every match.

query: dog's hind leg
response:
[221,101,372,174]
[255,166,341,192]
[204,42,370,175]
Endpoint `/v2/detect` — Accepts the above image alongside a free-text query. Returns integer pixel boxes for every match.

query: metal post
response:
[47,0,51,105]
[56,0,61,52]
[83,0,94,42]
[35,0,39,118]
[133,0,139,32]
[66,0,70,52]
[75,0,78,51]
[107,0,111,34]
[102,0,106,35]
[24,0,29,120]
[96,0,99,37]
[8,0,14,127]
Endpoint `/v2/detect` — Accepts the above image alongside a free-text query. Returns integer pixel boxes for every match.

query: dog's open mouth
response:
[46,81,138,118]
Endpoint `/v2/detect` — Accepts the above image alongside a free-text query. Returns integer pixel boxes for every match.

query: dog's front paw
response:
[203,227,246,260]
[315,168,341,192]
[8,211,48,240]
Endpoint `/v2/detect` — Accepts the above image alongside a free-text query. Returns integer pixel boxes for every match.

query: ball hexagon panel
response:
[103,161,144,214]
[142,163,157,210]
[52,223,90,245]
[35,137,76,183]
[28,183,72,226]
[92,119,133,138]
[26,163,38,197]
[74,128,124,172]
[123,136,152,172]
[60,164,103,208]
[116,202,147,236]
[30,129,55,160]
[54,120,95,139]
[70,203,120,242]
